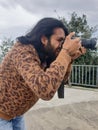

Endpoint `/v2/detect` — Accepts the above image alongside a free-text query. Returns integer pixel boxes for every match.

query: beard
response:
[43,41,61,66]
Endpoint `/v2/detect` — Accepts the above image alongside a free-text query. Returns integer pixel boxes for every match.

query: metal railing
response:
[70,65,98,87]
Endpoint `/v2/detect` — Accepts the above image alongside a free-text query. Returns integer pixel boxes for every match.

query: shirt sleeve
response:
[63,63,72,84]
[13,44,71,100]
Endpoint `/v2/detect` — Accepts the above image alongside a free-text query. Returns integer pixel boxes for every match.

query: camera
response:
[81,38,98,50]
[58,37,98,98]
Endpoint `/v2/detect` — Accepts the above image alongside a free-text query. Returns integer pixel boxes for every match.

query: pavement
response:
[25,86,98,130]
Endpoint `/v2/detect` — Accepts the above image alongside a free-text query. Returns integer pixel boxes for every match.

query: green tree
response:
[0,38,14,62]
[59,12,98,65]
[58,12,98,86]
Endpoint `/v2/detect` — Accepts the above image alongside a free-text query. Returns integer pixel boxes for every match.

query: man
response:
[0,17,86,130]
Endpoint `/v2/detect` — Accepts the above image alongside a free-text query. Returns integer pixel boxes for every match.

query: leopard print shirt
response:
[0,42,71,119]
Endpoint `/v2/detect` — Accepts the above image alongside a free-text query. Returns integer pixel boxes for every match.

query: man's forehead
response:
[53,28,65,37]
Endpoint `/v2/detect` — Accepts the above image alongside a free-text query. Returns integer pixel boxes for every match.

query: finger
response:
[71,51,81,60]
[74,38,81,43]
[79,47,83,53]
[67,32,75,39]
[75,50,81,56]
[79,47,86,54]
[67,32,81,43]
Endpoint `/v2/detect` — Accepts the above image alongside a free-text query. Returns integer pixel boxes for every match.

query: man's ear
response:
[41,35,48,46]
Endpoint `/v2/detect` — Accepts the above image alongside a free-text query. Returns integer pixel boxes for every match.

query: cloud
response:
[0,0,98,24]
[0,0,98,16]
[0,0,98,39]
[0,0,98,26]
[0,4,42,39]
[0,5,41,28]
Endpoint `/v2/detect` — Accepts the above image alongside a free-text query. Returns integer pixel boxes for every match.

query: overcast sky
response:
[0,0,98,40]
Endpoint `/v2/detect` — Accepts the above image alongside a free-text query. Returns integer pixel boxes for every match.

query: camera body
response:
[58,38,98,98]
[81,38,98,50]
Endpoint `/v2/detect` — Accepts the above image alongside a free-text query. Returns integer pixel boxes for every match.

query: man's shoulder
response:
[11,42,40,63]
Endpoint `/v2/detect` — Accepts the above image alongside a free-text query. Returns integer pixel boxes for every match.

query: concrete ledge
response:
[25,87,98,130]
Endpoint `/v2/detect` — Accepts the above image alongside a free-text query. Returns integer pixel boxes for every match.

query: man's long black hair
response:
[17,17,69,65]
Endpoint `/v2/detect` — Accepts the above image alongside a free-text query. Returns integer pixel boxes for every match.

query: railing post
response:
[96,66,98,87]
[71,65,97,87]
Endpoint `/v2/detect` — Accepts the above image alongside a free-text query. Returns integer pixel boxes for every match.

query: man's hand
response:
[71,46,86,60]
[62,32,86,60]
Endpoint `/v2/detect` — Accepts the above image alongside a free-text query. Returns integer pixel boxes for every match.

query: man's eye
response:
[61,40,64,44]
[58,39,64,44]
